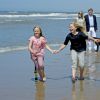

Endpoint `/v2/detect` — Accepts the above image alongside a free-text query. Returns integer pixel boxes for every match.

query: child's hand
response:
[50,50,54,54]
[53,50,60,54]
[50,50,57,54]
[31,52,35,55]
[97,39,100,42]
[30,50,38,54]
[30,50,34,54]
[94,39,99,43]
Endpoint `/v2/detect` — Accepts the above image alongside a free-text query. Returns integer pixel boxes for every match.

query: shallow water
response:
[0,50,100,100]
[0,11,100,100]
[0,11,100,54]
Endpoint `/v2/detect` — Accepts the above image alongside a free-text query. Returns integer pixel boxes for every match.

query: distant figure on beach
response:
[75,11,86,34]
[84,8,99,53]
[54,22,98,83]
[75,12,85,28]
[28,26,54,82]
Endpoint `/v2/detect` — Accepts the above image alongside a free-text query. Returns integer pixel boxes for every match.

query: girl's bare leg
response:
[38,56,45,81]
[32,58,43,80]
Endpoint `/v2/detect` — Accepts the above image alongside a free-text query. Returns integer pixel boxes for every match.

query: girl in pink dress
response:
[28,26,53,82]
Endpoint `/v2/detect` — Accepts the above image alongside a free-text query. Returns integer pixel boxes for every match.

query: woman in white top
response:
[75,12,86,34]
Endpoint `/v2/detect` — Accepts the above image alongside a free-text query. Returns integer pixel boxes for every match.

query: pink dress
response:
[29,36,47,60]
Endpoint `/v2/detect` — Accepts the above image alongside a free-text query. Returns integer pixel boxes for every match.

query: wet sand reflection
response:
[33,52,100,100]
[34,82,45,100]
[87,52,96,80]
[72,81,85,100]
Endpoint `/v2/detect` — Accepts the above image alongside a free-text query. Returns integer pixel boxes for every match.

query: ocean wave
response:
[47,17,76,20]
[0,44,61,54]
[0,19,27,23]
[0,46,27,53]
[8,11,18,14]
[0,13,77,23]
[0,13,66,18]
[0,13,78,18]
[0,13,100,18]
[5,19,24,22]
[95,14,100,17]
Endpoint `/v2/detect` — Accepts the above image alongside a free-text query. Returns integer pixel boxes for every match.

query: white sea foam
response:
[0,44,61,54]
[8,11,18,14]
[0,13,100,18]
[47,17,76,20]
[5,19,24,22]
[0,13,66,18]
[0,46,28,53]
[95,14,100,17]
[0,13,77,18]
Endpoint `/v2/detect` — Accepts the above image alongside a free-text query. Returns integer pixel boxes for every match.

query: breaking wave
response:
[0,44,61,54]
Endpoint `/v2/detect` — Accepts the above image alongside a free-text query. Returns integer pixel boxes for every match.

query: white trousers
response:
[88,27,97,51]
[71,50,85,70]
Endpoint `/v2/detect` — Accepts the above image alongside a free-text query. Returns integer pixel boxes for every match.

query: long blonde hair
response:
[71,22,85,33]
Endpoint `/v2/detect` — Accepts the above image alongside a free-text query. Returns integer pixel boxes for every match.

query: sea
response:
[0,11,100,53]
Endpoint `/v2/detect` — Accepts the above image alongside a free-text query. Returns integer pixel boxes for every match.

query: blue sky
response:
[0,0,100,12]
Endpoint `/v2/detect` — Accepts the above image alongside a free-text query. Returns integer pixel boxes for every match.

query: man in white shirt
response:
[84,8,99,52]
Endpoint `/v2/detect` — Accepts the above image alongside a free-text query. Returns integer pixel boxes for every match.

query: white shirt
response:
[88,15,94,26]
[76,18,85,26]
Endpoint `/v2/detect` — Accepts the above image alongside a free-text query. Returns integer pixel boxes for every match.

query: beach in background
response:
[0,11,100,100]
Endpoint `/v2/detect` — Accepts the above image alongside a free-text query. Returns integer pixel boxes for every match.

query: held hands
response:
[50,50,60,54]
[53,50,60,54]
[46,44,64,54]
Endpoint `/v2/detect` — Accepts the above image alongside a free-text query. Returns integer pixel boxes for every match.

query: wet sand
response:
[0,49,100,100]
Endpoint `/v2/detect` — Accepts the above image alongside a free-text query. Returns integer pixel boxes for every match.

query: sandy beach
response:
[0,0,100,99]
[0,49,100,100]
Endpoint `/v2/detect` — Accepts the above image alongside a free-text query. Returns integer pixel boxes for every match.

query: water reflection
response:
[72,84,76,100]
[34,82,45,100]
[87,52,96,80]
[72,81,84,100]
